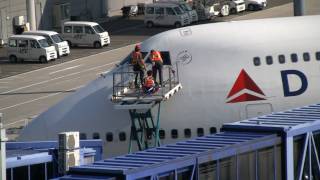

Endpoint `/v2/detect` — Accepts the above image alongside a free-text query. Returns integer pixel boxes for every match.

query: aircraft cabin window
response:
[159,129,165,139]
[80,133,87,140]
[184,128,191,138]
[266,56,273,65]
[197,128,204,137]
[210,127,217,134]
[253,57,260,66]
[171,129,178,139]
[278,55,285,64]
[291,53,298,63]
[93,133,100,139]
[106,132,113,142]
[315,52,320,61]
[119,132,126,141]
[303,52,310,61]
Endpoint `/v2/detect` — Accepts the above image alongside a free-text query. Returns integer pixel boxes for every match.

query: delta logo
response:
[226,69,266,103]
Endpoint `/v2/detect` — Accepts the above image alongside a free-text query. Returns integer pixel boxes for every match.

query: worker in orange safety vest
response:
[131,44,145,88]
[143,70,159,94]
[150,49,163,86]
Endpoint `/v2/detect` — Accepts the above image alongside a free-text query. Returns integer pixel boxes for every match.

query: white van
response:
[23,30,70,57]
[144,3,190,28]
[7,35,57,63]
[61,21,110,48]
[157,1,198,23]
[244,0,267,10]
[229,0,246,14]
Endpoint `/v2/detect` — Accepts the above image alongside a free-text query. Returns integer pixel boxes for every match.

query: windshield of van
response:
[93,25,105,33]
[44,35,53,45]
[51,34,64,43]
[174,7,183,15]
[38,39,50,48]
[182,4,192,11]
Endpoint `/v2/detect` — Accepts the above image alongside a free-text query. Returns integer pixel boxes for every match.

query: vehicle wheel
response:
[230,8,237,14]
[174,22,182,28]
[94,41,102,49]
[9,55,17,63]
[248,4,255,11]
[220,5,230,16]
[39,56,48,63]
[67,40,72,47]
[57,51,61,59]
[146,21,153,28]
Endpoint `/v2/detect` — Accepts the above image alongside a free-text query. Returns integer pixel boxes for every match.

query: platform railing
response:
[112,61,180,102]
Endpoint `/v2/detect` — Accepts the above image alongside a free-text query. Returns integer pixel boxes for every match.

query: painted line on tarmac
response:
[112,24,145,34]
[97,70,110,76]
[0,61,118,95]
[0,43,135,80]
[49,64,83,75]
[0,85,84,111]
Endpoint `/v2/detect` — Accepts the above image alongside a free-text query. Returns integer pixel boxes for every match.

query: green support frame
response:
[128,102,162,153]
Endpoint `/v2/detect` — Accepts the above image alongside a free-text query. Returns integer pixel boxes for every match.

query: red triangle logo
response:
[227,69,265,98]
[227,69,266,103]
[227,93,266,103]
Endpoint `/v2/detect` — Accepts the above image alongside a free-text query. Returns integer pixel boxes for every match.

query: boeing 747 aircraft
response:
[20,15,320,157]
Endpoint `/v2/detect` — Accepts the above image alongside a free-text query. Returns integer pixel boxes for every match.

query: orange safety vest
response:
[151,51,162,62]
[144,76,154,88]
[131,51,142,65]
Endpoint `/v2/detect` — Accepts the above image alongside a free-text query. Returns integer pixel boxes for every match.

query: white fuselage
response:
[20,15,320,157]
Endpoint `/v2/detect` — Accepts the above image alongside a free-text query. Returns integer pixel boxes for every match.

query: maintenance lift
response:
[111,57,182,153]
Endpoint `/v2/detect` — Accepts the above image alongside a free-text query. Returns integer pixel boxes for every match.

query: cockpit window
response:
[161,51,172,65]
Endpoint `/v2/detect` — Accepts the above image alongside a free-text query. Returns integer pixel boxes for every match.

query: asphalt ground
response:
[0,0,292,79]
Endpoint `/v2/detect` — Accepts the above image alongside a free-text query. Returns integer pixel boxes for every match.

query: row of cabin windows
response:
[79,127,217,142]
[253,52,320,66]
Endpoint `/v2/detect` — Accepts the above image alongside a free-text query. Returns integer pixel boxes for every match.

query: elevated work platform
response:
[59,103,320,180]
[111,62,182,109]
[111,60,182,152]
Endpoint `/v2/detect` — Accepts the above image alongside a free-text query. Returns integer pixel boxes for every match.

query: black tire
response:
[94,41,102,49]
[174,22,182,28]
[146,21,153,28]
[39,56,48,63]
[248,4,255,11]
[57,51,61,59]
[230,8,237,14]
[9,55,17,63]
[67,40,72,47]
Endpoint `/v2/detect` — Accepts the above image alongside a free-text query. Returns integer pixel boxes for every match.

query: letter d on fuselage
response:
[281,70,308,97]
